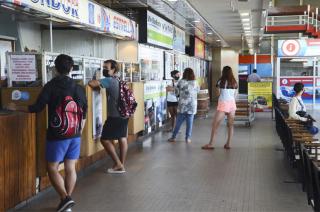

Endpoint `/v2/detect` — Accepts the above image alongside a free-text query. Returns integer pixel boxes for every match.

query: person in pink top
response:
[202,66,238,150]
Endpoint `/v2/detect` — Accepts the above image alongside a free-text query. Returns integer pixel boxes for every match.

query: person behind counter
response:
[168,68,199,143]
[166,70,180,132]
[247,69,261,82]
[202,66,238,150]
[289,82,318,134]
[7,54,88,212]
[88,60,128,174]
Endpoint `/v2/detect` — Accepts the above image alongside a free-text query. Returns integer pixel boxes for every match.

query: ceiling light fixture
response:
[207,32,213,35]
[216,39,221,42]
[240,12,250,17]
[193,20,200,23]
[241,18,250,22]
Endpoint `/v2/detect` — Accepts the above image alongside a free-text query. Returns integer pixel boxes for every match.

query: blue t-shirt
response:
[100,77,121,117]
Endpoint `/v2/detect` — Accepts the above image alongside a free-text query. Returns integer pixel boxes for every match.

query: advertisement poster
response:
[279,77,314,103]
[92,90,103,140]
[139,44,164,81]
[248,82,273,112]
[11,54,36,82]
[164,51,174,80]
[144,81,167,133]
[205,45,212,61]
[173,26,185,53]
[194,37,205,59]
[147,11,174,49]
[278,39,320,57]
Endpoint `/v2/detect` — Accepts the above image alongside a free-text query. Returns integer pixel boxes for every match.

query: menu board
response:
[11,54,36,82]
[173,26,185,53]
[194,37,205,59]
[147,11,174,49]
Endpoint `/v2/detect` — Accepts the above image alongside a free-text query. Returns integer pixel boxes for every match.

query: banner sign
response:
[279,77,314,103]
[147,11,174,49]
[173,26,185,53]
[278,39,320,57]
[194,37,205,59]
[248,82,272,112]
[5,0,136,39]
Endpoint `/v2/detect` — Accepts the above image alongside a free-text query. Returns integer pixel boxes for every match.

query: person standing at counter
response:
[168,68,199,143]
[7,54,88,212]
[247,69,261,82]
[166,70,180,132]
[89,60,128,174]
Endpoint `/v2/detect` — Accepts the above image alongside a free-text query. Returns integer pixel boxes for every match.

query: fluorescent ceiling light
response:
[207,32,213,35]
[216,39,221,42]
[193,20,200,23]
[240,12,250,16]
[243,27,251,30]
[168,0,178,1]
[241,18,250,22]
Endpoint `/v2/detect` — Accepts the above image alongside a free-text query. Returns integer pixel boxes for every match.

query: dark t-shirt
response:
[28,75,88,141]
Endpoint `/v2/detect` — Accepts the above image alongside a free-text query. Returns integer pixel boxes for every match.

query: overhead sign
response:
[147,11,174,49]
[278,39,320,57]
[5,0,137,40]
[194,37,205,59]
[173,26,185,53]
[11,54,37,82]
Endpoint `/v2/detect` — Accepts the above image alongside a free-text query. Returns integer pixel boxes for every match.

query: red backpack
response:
[114,77,137,118]
[50,85,83,138]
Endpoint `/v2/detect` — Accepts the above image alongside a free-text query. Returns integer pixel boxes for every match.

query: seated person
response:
[289,82,318,134]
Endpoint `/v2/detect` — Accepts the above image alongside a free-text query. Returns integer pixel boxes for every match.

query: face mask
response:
[173,76,180,80]
[103,69,111,77]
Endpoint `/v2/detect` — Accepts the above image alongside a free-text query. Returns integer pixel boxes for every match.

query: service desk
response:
[0,111,36,211]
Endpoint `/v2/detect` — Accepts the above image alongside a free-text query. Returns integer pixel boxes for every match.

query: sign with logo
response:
[11,90,30,101]
[194,37,205,59]
[147,11,174,49]
[173,26,185,53]
[6,0,85,23]
[279,77,314,103]
[11,54,36,82]
[278,39,320,57]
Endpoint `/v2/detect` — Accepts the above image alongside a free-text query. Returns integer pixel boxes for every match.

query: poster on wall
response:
[11,54,36,82]
[144,81,167,133]
[147,11,174,49]
[164,51,174,80]
[139,44,164,81]
[278,39,320,57]
[92,90,103,140]
[279,77,314,104]
[173,26,185,53]
[0,40,12,80]
[248,82,272,112]
[194,37,205,59]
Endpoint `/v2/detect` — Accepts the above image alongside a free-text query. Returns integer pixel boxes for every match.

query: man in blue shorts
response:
[7,54,87,212]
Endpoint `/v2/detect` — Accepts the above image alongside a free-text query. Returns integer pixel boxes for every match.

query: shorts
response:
[167,101,178,107]
[217,100,237,113]
[101,117,129,140]
[46,137,81,163]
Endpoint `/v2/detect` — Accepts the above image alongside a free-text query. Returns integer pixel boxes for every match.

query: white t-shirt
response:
[167,80,178,102]
[216,80,237,101]
[289,96,307,121]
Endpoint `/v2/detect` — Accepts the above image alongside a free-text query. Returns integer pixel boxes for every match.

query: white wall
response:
[17,22,41,51]
[42,30,117,59]
[221,48,239,80]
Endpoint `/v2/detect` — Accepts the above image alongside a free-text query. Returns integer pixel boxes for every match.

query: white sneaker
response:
[107,168,126,174]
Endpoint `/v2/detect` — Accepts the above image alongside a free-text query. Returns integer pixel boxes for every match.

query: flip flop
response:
[107,168,126,174]
[201,144,215,150]
[224,144,231,150]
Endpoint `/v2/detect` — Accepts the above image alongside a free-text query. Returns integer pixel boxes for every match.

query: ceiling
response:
[101,0,271,50]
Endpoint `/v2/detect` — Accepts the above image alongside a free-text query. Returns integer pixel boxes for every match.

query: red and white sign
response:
[281,40,300,56]
[11,55,36,82]
[280,77,313,86]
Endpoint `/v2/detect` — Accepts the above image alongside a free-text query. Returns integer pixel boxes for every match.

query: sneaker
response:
[107,168,126,174]
[57,196,75,212]
[186,139,192,143]
[168,138,176,142]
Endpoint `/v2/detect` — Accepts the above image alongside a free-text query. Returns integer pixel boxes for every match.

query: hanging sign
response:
[173,26,185,53]
[147,11,174,49]
[278,39,320,57]
[11,54,36,82]
[194,37,205,59]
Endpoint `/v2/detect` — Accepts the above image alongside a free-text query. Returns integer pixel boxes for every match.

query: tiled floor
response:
[18,112,312,212]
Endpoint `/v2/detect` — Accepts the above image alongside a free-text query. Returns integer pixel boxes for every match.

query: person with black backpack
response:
[7,54,87,212]
[89,59,137,174]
